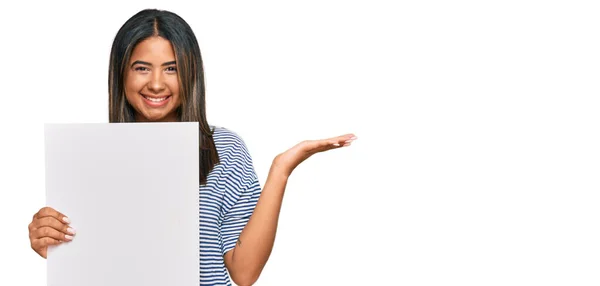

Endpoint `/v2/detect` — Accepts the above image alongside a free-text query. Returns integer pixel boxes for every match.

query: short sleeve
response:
[218,131,262,255]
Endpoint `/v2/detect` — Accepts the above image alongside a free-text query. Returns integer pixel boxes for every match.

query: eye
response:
[134,66,150,72]
[165,66,177,73]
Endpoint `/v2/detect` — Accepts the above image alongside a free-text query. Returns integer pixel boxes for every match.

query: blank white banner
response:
[44,122,199,286]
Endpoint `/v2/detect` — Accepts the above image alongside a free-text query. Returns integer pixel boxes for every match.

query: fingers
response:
[303,134,357,153]
[29,206,73,259]
[295,135,357,156]
[31,216,75,236]
[35,207,70,224]
[32,226,74,242]
[330,134,357,148]
[30,206,75,242]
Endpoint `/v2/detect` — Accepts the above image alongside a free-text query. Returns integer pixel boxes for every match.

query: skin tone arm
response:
[224,134,357,286]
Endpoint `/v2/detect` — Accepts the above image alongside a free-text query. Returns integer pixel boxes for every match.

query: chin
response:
[136,111,172,122]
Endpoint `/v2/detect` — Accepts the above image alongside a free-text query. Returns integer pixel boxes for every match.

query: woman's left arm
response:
[224,134,356,286]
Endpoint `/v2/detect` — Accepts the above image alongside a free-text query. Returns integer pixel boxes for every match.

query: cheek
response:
[124,75,145,95]
[166,78,181,105]
[167,77,180,95]
[123,77,146,108]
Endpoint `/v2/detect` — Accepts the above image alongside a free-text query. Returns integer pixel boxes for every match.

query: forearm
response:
[225,135,354,285]
[226,157,289,285]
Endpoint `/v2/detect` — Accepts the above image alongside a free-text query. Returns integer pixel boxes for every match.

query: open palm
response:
[274,133,357,177]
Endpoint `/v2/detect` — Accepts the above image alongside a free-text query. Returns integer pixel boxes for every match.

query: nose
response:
[147,71,166,93]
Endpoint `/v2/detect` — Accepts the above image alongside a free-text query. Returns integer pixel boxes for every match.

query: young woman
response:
[26,9,356,286]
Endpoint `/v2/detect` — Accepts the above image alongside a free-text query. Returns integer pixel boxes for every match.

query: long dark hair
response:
[108,9,219,185]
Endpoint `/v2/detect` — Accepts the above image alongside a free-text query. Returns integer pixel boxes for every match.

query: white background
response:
[0,1,599,285]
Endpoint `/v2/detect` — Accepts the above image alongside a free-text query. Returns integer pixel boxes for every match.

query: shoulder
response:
[211,125,244,144]
[209,125,253,166]
[206,125,257,189]
[210,126,249,153]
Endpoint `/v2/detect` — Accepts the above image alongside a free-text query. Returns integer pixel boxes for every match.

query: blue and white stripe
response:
[199,126,262,285]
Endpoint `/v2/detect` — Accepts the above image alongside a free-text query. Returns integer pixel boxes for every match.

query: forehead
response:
[130,36,175,62]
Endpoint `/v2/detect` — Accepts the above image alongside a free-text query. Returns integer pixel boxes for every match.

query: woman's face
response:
[124,36,181,122]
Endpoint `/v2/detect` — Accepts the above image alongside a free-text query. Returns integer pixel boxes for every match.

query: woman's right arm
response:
[28,207,76,258]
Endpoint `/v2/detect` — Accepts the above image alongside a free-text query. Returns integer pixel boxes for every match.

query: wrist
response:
[271,154,292,179]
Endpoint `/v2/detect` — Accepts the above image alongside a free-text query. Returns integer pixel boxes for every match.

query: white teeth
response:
[144,96,168,102]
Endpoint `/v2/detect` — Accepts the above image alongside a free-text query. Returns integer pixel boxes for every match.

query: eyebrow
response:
[131,60,177,67]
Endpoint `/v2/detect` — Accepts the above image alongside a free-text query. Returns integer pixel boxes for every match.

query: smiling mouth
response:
[141,94,171,102]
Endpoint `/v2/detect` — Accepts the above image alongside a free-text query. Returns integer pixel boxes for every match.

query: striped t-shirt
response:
[199,126,262,285]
